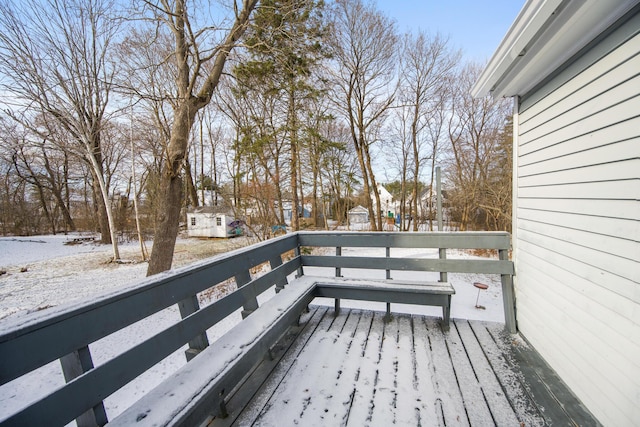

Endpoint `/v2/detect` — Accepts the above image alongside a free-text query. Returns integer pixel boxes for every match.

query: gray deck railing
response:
[0,231,514,427]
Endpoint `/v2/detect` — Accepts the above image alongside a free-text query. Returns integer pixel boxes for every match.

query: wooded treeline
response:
[0,0,512,274]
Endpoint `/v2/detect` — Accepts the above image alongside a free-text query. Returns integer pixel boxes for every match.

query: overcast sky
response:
[375,0,526,62]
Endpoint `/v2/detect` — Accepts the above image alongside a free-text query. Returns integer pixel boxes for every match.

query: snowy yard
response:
[0,233,509,424]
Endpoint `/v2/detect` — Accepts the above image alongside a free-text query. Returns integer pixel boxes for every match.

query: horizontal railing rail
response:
[0,231,515,427]
[297,231,512,249]
[301,255,514,275]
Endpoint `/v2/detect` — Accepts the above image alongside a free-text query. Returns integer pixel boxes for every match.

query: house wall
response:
[514,12,639,426]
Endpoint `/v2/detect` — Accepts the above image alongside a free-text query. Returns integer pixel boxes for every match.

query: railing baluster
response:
[439,248,448,283]
[178,296,210,361]
[60,346,108,427]
[270,255,287,293]
[235,270,259,319]
[295,246,304,277]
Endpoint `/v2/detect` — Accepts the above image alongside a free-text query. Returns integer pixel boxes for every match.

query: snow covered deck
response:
[214,306,598,427]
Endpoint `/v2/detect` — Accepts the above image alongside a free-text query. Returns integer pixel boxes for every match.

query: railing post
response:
[235,270,259,319]
[438,248,448,283]
[178,296,210,361]
[295,246,304,277]
[500,248,517,334]
[335,246,342,277]
[60,346,108,427]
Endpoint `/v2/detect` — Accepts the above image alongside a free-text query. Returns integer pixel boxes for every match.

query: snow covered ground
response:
[0,233,508,424]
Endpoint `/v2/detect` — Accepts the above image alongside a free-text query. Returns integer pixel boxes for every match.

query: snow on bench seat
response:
[310,276,455,326]
[108,276,318,427]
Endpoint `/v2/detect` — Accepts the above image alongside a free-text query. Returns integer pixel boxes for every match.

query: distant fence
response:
[0,231,514,427]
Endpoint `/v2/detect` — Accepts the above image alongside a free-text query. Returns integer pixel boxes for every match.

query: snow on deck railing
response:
[0,231,514,427]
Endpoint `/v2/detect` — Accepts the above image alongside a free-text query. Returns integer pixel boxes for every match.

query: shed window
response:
[191,217,196,226]
[216,217,222,226]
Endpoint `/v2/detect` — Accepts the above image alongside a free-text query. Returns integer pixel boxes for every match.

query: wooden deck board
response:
[412,315,443,427]
[445,319,495,425]
[344,311,384,426]
[468,321,544,426]
[217,306,330,427]
[329,310,374,426]
[251,307,348,424]
[454,320,521,426]
[421,315,470,426]
[213,306,600,427]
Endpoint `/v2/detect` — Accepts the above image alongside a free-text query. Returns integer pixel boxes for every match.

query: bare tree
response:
[398,32,459,230]
[5,123,76,234]
[480,116,513,232]
[133,0,259,275]
[423,88,450,229]
[318,121,360,226]
[387,107,412,230]
[327,0,398,231]
[446,63,512,231]
[0,0,123,259]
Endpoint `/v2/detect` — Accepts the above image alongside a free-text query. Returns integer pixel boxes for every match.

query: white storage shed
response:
[186,207,242,238]
[347,205,369,225]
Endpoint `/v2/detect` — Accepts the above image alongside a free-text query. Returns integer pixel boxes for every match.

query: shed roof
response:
[472,0,638,99]
[348,205,368,214]
[188,206,233,215]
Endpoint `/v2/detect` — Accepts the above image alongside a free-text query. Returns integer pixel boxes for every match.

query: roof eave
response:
[472,0,638,99]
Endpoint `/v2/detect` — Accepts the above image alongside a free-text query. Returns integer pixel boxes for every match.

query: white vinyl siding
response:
[514,13,640,427]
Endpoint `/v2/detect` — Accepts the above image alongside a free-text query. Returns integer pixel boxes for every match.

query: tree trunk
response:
[63,152,74,232]
[352,131,376,231]
[363,144,381,231]
[51,186,75,232]
[428,158,436,231]
[184,160,199,207]
[147,172,183,275]
[289,93,300,231]
[92,172,111,244]
[87,147,120,260]
[147,100,198,276]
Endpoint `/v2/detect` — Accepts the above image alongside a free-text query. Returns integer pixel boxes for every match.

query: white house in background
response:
[472,1,639,425]
[373,183,394,216]
[186,206,242,238]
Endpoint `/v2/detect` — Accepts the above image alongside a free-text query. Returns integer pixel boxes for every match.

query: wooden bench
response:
[108,275,453,426]
[108,276,318,426]
[311,277,455,326]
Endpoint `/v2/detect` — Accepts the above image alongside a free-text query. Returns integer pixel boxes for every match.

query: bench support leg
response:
[385,302,392,323]
[334,298,340,315]
[441,296,452,331]
[219,399,229,419]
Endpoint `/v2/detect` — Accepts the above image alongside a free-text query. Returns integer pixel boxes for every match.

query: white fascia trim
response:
[472,0,638,99]
[471,0,563,98]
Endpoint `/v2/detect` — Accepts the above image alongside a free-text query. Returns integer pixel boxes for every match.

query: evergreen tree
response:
[235,0,327,230]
